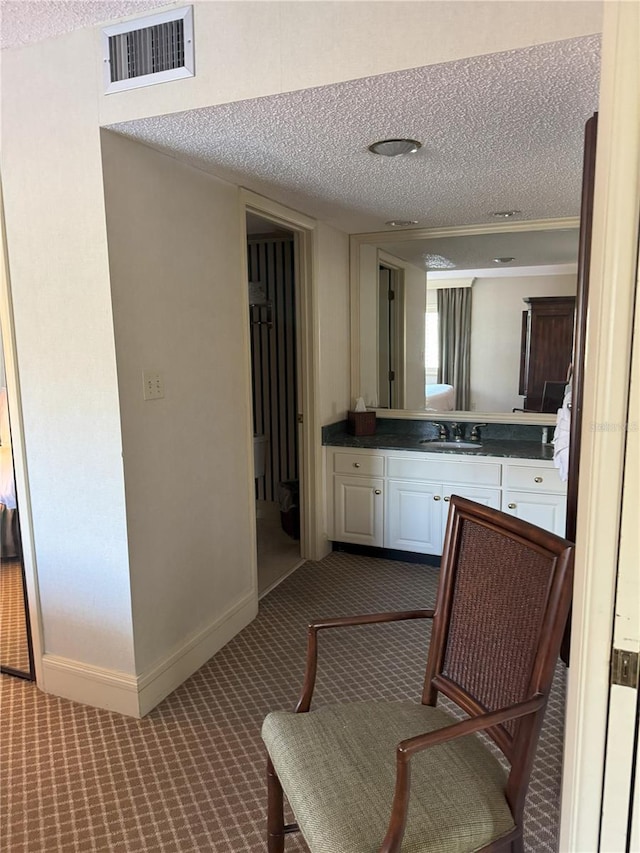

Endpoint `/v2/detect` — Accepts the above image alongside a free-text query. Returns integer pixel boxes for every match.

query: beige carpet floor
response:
[0,557,31,676]
[0,552,565,852]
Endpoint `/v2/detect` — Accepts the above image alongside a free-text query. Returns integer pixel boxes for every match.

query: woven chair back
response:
[423,496,574,765]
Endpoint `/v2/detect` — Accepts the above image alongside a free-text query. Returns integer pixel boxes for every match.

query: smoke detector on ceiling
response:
[102,6,194,94]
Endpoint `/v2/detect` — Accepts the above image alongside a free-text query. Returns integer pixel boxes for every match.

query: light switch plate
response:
[143,370,164,400]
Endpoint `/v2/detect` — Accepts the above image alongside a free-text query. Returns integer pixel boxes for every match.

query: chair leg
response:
[267,758,286,853]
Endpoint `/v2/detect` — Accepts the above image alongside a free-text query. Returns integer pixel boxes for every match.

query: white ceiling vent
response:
[102,6,194,94]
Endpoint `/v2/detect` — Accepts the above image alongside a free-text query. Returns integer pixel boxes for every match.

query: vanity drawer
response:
[387,456,501,486]
[332,450,385,477]
[503,464,565,493]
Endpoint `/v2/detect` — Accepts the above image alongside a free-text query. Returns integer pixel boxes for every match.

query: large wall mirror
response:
[350,219,580,424]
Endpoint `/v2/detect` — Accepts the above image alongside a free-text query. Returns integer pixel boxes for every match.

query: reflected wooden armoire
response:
[518,296,576,412]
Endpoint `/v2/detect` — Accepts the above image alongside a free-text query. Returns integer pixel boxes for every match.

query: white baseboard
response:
[40,591,258,718]
[41,655,141,717]
[137,591,258,717]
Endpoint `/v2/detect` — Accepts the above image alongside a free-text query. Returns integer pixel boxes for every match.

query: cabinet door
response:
[441,487,502,542]
[503,490,567,537]
[386,480,444,555]
[333,475,384,547]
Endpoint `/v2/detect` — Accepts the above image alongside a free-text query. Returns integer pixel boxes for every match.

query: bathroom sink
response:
[419,440,482,450]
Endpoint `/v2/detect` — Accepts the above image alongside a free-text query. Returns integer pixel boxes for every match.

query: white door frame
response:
[599,240,639,851]
[377,260,406,410]
[240,189,327,564]
[560,2,640,850]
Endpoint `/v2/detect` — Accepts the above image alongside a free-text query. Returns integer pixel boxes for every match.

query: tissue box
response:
[347,410,376,436]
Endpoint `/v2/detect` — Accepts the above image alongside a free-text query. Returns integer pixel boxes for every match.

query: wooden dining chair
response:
[262,496,574,853]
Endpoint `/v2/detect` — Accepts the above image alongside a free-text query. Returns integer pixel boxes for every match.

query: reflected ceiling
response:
[383,228,580,274]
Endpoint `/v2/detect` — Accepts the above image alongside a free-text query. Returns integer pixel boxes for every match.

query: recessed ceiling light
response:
[490,210,522,219]
[493,257,515,264]
[423,253,456,270]
[386,219,419,227]
[368,138,422,157]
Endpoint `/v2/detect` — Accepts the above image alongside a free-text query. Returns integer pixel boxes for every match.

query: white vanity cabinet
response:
[327,446,567,555]
[502,462,567,537]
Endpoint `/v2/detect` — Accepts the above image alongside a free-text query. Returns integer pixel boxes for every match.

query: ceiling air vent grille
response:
[102,6,194,94]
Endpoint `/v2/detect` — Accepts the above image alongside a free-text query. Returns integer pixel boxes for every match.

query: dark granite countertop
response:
[322,419,556,462]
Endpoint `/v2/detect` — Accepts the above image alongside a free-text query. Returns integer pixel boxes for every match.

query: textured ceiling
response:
[383,228,580,274]
[107,35,601,233]
[0,1,168,49]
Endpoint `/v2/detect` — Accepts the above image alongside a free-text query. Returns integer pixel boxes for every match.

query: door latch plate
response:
[611,648,639,688]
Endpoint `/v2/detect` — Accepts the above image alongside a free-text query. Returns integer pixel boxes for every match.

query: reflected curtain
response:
[437,287,472,410]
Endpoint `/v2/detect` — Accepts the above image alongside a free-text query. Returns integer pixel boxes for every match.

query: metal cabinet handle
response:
[534,476,543,483]
[444,496,450,502]
[433,495,441,501]
[353,462,361,468]
[508,503,517,509]
[374,489,382,495]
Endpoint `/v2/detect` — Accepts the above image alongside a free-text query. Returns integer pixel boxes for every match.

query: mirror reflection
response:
[356,226,579,417]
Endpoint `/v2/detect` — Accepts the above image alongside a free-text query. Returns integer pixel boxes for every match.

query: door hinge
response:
[297,413,303,424]
[388,289,395,301]
[388,370,395,381]
[611,648,639,688]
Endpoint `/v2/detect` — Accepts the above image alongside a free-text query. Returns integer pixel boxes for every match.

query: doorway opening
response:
[246,212,304,597]
[377,263,405,409]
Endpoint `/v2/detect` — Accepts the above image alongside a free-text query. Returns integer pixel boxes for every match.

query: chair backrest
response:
[422,496,574,815]
[541,380,568,412]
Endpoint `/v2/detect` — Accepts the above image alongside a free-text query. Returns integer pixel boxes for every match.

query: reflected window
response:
[425,292,439,383]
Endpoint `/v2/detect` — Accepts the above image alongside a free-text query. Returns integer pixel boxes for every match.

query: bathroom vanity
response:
[324,423,566,557]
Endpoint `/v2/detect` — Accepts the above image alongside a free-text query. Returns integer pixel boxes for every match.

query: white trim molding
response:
[41,655,140,717]
[371,409,555,426]
[137,591,257,717]
[428,263,578,280]
[351,217,580,246]
[239,189,328,562]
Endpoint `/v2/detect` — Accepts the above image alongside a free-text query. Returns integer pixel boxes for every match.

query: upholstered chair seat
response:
[263,699,514,853]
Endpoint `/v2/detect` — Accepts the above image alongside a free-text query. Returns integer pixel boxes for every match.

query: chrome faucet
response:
[432,422,449,440]
[470,423,487,442]
[450,422,464,442]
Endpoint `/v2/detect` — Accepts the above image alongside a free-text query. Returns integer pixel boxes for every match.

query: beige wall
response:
[100,131,257,675]
[470,273,577,412]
